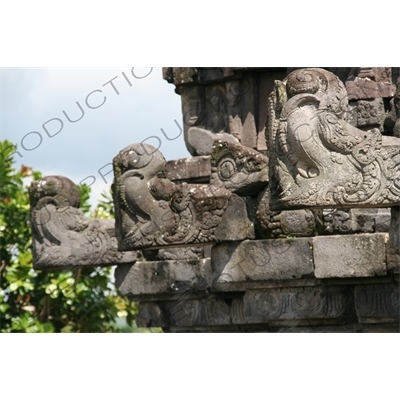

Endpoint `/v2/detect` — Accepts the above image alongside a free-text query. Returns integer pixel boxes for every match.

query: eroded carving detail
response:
[268,68,400,210]
[255,188,317,238]
[29,176,137,269]
[113,143,252,250]
[244,287,353,322]
[357,99,385,130]
[210,140,269,196]
[323,208,390,234]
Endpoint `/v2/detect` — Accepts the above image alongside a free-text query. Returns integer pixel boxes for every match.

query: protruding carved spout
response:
[268,68,400,210]
[112,143,254,250]
[29,175,137,270]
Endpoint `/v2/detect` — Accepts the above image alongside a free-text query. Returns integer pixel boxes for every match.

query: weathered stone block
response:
[166,156,211,183]
[138,296,233,328]
[214,194,255,242]
[211,238,314,285]
[354,284,399,323]
[243,286,354,323]
[186,127,239,156]
[115,258,211,298]
[313,234,387,279]
[345,67,394,100]
[357,98,385,128]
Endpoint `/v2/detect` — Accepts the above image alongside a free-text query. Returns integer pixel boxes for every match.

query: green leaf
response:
[0,139,141,333]
[0,304,10,313]
[9,282,19,292]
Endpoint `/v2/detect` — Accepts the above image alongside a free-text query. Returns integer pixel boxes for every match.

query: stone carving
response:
[255,188,317,238]
[163,67,288,154]
[210,140,269,196]
[356,98,386,130]
[354,284,399,322]
[112,143,252,251]
[29,176,137,270]
[268,68,400,210]
[244,287,353,323]
[323,208,390,234]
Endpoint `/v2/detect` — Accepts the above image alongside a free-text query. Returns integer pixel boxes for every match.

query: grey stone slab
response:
[345,67,394,100]
[138,296,233,328]
[186,127,239,156]
[166,156,211,182]
[115,258,211,298]
[211,238,314,286]
[354,284,399,322]
[313,234,387,279]
[214,194,255,242]
[243,286,354,324]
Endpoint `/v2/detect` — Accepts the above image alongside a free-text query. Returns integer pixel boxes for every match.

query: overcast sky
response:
[1,67,191,205]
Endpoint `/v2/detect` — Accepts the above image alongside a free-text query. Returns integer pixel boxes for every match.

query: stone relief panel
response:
[354,284,399,322]
[210,140,269,196]
[29,176,137,270]
[255,188,318,238]
[322,207,390,234]
[267,68,400,210]
[112,143,253,251]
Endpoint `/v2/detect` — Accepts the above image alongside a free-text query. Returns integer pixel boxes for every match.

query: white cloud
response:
[2,67,190,207]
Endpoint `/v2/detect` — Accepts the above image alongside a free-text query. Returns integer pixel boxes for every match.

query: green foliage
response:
[0,140,138,333]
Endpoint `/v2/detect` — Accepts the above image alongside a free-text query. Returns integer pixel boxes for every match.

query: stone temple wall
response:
[30,67,400,332]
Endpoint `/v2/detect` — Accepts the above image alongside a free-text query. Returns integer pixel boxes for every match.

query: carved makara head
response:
[29,176,80,209]
[286,69,328,98]
[277,68,348,119]
[113,143,166,180]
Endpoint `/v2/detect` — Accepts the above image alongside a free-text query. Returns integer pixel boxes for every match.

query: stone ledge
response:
[115,259,211,299]
[135,281,400,331]
[136,285,356,329]
[166,156,211,183]
[211,239,314,286]
[354,284,399,323]
[115,234,393,301]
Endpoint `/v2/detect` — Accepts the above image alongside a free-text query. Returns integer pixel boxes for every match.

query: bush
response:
[0,140,138,333]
